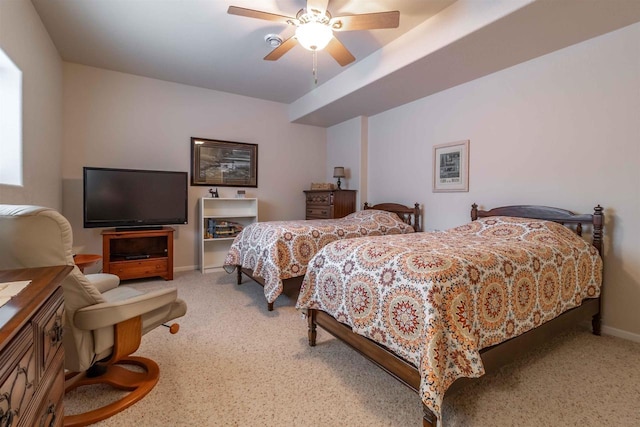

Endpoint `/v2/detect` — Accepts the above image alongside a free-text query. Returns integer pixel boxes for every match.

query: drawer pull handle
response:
[39,403,56,427]
[1,407,14,427]
[49,320,64,344]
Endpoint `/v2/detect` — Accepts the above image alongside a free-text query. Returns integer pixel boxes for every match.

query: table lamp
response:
[333,166,346,189]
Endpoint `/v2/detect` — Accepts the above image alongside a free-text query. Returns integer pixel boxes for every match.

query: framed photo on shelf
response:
[432,140,469,192]
[191,137,258,187]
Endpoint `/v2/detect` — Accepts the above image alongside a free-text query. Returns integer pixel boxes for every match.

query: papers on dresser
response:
[0,280,32,307]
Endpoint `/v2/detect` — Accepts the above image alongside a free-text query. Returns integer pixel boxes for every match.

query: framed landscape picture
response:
[191,137,258,187]
[432,140,469,192]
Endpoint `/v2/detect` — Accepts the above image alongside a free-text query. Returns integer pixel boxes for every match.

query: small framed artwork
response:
[191,137,258,187]
[432,140,469,192]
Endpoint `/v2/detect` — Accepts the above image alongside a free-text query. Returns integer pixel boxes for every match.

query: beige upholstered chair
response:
[0,205,187,426]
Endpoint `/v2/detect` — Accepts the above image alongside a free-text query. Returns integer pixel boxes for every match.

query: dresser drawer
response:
[304,189,356,220]
[305,192,332,206]
[306,207,333,219]
[33,351,64,427]
[110,258,168,280]
[0,326,37,427]
[41,300,64,372]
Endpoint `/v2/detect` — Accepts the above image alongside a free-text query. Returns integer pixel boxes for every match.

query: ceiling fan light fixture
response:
[295,22,333,51]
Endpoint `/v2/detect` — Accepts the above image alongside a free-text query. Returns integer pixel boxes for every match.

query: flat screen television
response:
[83,167,188,229]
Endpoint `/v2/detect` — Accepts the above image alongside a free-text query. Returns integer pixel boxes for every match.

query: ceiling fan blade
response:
[331,11,400,31]
[264,36,298,61]
[227,6,295,25]
[325,37,355,67]
[306,0,330,15]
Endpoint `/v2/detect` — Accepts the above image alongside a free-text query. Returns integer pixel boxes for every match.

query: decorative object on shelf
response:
[310,182,334,190]
[333,166,346,190]
[433,140,470,192]
[191,137,258,187]
[205,219,244,239]
[200,197,258,272]
[209,188,219,198]
[236,190,246,198]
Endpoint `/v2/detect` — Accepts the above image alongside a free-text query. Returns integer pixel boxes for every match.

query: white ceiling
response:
[32,0,640,127]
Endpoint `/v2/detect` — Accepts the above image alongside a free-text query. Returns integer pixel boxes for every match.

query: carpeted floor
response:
[65,270,640,426]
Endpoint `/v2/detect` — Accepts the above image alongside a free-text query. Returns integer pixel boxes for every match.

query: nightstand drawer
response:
[306,207,332,219]
[305,192,332,206]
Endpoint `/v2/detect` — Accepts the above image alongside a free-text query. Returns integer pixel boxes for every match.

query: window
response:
[0,48,22,186]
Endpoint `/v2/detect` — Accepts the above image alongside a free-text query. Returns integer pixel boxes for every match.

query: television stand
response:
[102,227,174,280]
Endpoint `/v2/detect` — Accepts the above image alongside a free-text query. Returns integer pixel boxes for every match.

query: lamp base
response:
[336,178,342,190]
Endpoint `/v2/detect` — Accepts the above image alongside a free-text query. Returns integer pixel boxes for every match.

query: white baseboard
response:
[602,325,640,343]
[174,265,226,273]
[174,265,198,273]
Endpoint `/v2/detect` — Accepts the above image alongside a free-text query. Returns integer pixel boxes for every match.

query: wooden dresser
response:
[304,190,357,219]
[0,265,71,427]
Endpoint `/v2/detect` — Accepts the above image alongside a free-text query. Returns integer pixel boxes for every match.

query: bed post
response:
[236,265,242,285]
[592,205,604,255]
[414,203,421,232]
[471,203,478,221]
[422,404,437,427]
[592,205,604,336]
[307,309,317,346]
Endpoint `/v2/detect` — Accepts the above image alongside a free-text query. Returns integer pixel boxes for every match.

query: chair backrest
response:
[0,204,106,370]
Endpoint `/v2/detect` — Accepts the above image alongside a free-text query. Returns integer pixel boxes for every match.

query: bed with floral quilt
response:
[224,203,420,311]
[297,204,604,426]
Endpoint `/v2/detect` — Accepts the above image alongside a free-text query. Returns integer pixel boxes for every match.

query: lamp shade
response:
[296,22,333,51]
[333,167,345,178]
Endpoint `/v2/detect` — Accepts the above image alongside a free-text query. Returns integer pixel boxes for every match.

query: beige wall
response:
[326,116,368,208]
[361,23,640,338]
[62,63,326,270]
[0,0,62,208]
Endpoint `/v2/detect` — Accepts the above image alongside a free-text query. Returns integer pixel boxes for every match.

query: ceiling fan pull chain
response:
[313,50,318,85]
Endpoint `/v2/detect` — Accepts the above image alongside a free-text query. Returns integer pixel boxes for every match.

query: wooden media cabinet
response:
[102,227,174,281]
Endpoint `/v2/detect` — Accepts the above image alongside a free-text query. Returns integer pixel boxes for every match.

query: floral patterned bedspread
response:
[296,216,602,418]
[224,210,415,303]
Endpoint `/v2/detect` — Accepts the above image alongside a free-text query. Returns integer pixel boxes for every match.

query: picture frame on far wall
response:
[433,140,469,192]
[191,137,258,187]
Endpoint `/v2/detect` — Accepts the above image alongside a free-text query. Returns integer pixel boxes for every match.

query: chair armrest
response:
[85,273,120,293]
[73,288,178,330]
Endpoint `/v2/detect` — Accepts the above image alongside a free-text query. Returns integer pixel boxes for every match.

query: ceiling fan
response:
[227,0,400,67]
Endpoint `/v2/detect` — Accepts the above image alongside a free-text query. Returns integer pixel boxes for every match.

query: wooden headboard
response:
[363,202,421,232]
[471,203,604,256]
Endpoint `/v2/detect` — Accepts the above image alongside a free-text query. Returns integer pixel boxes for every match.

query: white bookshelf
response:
[199,197,258,272]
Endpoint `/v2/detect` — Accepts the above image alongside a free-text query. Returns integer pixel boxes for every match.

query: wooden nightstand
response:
[304,189,356,219]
